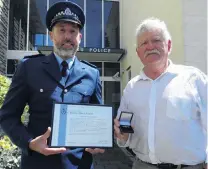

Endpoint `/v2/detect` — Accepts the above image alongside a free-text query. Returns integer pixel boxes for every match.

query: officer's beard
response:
[53,43,79,60]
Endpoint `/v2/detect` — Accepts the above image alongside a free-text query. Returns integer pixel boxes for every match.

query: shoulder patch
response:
[80,60,97,68]
[23,54,45,59]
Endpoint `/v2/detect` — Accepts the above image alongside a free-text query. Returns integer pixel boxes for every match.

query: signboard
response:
[79,47,111,53]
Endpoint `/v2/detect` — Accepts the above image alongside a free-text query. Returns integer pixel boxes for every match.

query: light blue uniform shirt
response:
[54,53,75,86]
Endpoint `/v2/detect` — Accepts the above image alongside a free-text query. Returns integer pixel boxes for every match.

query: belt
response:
[138,158,204,169]
[143,161,189,169]
[149,163,188,169]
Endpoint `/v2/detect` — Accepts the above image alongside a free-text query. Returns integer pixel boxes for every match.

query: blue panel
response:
[58,104,68,146]
[35,34,44,46]
[86,0,102,48]
[104,1,120,48]
[32,0,47,46]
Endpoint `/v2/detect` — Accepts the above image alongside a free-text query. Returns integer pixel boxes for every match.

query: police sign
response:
[79,47,111,53]
[89,48,111,53]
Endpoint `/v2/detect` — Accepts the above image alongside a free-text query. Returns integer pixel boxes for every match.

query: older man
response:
[0,1,104,169]
[114,18,207,169]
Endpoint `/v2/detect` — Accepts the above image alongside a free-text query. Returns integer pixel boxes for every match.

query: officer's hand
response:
[85,148,105,155]
[114,118,129,142]
[29,127,66,156]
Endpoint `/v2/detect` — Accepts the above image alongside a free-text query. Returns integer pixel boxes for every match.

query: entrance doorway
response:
[90,62,121,117]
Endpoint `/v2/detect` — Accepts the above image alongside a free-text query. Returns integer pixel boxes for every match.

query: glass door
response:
[90,61,121,117]
[104,81,120,117]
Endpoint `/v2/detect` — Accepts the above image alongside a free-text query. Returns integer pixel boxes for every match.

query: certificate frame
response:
[49,102,114,148]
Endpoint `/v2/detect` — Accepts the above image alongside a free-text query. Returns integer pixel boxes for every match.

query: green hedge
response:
[0,136,21,169]
[0,75,11,108]
[0,75,21,169]
[0,74,11,137]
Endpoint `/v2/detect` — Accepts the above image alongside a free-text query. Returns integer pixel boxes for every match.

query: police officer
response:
[0,1,104,169]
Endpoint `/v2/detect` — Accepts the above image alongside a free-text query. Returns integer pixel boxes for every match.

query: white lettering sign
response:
[89,48,111,53]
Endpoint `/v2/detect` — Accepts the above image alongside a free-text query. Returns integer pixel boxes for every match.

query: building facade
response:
[1,0,207,114]
[119,0,207,87]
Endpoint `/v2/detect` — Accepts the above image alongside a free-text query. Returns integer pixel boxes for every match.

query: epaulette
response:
[23,54,45,59]
[80,60,97,68]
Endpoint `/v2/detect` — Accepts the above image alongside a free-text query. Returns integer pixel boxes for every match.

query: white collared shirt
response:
[117,60,207,165]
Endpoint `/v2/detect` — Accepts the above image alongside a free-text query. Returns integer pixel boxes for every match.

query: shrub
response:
[0,75,10,137]
[0,136,21,169]
[0,75,21,169]
[0,75,11,107]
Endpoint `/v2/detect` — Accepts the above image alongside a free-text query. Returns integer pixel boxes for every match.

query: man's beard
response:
[53,43,79,59]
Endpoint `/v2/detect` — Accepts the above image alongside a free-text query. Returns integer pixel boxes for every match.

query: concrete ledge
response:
[7,50,39,60]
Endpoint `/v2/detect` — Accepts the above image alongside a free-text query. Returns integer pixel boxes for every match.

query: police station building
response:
[0,0,207,113]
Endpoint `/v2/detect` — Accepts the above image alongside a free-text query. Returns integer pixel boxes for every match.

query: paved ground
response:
[93,144,134,169]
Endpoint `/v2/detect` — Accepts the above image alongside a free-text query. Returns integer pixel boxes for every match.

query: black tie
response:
[61,61,68,77]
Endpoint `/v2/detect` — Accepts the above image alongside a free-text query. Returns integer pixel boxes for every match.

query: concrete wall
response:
[0,0,10,74]
[120,0,184,90]
[182,0,207,73]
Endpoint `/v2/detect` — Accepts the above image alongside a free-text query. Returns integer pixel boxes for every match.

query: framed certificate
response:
[49,102,113,148]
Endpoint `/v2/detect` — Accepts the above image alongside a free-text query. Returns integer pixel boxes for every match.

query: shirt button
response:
[64,89,68,93]
[40,89,43,92]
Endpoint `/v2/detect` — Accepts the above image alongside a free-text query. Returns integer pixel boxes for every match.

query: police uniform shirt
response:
[54,52,75,85]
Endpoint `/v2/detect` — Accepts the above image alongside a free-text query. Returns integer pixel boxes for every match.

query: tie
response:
[61,61,68,77]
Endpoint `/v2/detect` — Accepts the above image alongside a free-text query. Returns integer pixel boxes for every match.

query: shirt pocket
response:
[166,94,196,121]
[70,85,94,103]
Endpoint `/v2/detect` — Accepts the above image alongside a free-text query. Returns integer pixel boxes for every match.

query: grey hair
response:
[136,17,172,52]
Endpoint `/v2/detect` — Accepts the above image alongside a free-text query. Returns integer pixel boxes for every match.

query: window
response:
[90,62,102,75]
[11,0,120,50]
[9,0,28,50]
[104,62,120,76]
[86,0,102,47]
[104,1,119,48]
